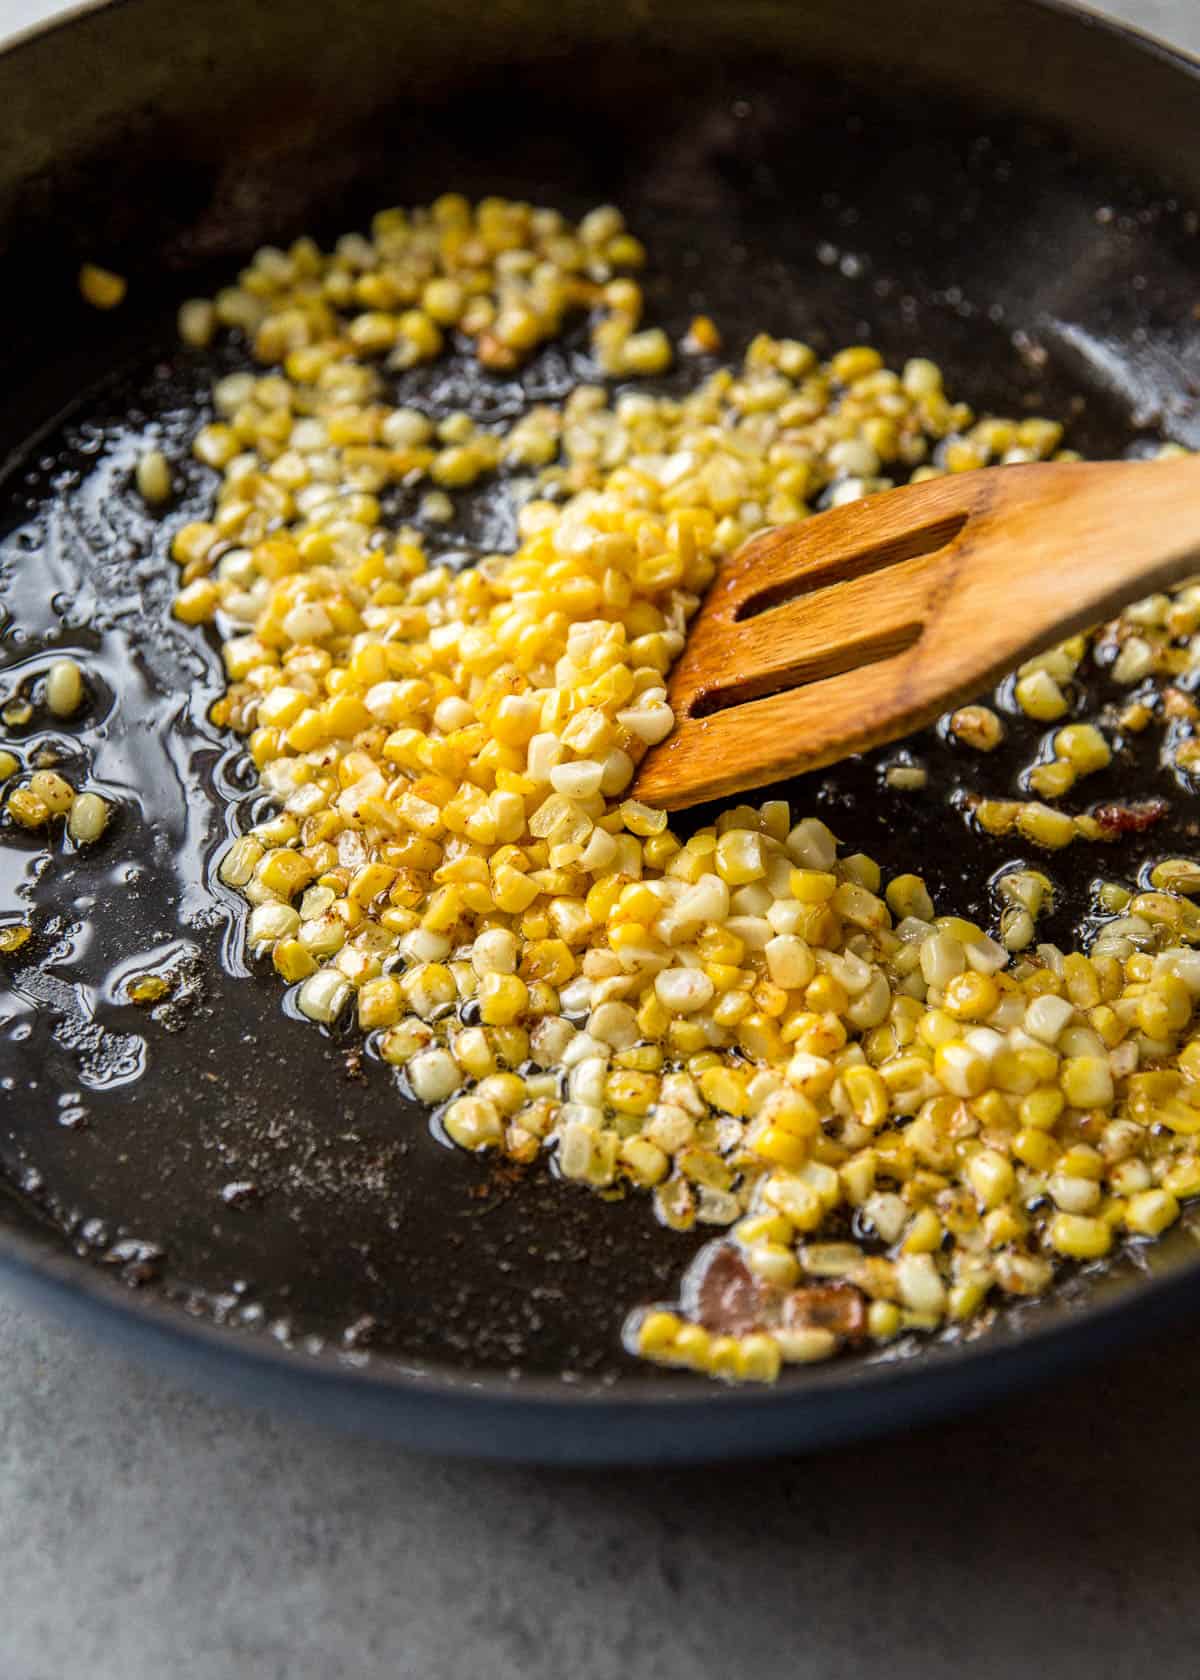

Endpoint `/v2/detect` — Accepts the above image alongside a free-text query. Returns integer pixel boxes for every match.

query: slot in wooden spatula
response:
[633,455,1200,810]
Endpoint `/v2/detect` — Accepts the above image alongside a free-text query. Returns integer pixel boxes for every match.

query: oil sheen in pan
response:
[3,175,1200,1380]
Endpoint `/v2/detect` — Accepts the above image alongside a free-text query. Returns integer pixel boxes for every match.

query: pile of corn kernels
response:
[153,195,1200,1383]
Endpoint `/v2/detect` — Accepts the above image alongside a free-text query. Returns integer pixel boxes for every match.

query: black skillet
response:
[2,0,1200,1463]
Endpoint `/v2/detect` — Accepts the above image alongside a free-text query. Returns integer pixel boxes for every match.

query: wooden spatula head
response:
[633,454,1200,810]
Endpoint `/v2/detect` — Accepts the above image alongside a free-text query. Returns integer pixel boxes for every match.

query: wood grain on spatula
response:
[633,455,1200,810]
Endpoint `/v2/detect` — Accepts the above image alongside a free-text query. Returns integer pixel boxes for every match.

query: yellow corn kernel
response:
[1049,1212,1112,1259]
[28,770,74,815]
[901,1206,943,1254]
[443,1096,504,1151]
[257,849,316,899]
[753,1125,812,1170]
[965,1147,1016,1209]
[173,578,221,624]
[1015,669,1069,721]
[842,1065,888,1129]
[79,262,126,309]
[477,972,529,1026]
[1163,1156,1200,1198]
[934,1042,989,1099]
[942,972,999,1021]
[273,938,318,982]
[1015,803,1076,849]
[948,1279,989,1322]
[1054,722,1110,774]
[637,1310,683,1358]
[734,1334,781,1384]
[1061,1056,1114,1110]
[357,975,403,1030]
[45,658,85,718]
[715,828,766,884]
[1125,1188,1180,1237]
[1012,1127,1059,1171]
[619,1137,669,1185]
[698,1066,749,1116]
[6,786,50,828]
[790,868,837,903]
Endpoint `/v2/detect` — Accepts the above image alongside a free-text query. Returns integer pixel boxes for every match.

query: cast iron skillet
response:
[2,0,1200,1463]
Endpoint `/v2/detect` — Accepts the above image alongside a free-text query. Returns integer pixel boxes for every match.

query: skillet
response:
[2,0,1200,1463]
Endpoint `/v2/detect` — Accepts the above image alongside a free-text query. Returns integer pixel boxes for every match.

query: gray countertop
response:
[3,2,1200,1676]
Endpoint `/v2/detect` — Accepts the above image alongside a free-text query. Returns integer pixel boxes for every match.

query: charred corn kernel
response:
[975,799,1019,836]
[79,263,126,309]
[45,658,85,718]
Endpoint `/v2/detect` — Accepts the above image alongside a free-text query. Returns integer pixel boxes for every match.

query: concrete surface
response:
[2,1,1200,1676]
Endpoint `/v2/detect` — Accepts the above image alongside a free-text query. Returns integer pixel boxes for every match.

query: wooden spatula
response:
[632,455,1200,811]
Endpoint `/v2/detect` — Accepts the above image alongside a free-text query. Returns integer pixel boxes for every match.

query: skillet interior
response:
[2,0,1200,1453]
